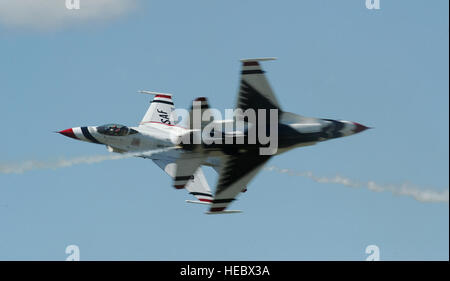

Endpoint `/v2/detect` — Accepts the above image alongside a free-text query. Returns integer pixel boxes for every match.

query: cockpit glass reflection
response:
[97,124,137,136]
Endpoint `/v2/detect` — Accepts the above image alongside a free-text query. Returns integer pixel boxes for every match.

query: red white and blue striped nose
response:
[58,127,102,144]
[58,128,78,139]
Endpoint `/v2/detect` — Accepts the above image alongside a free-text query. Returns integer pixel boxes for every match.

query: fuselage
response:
[58,113,369,159]
[59,123,177,154]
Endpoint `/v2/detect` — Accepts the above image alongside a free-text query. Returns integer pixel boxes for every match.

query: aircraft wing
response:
[236,58,281,113]
[208,153,271,213]
[153,159,213,203]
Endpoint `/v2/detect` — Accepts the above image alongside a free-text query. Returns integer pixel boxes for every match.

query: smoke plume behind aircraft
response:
[264,166,449,204]
[1,153,447,204]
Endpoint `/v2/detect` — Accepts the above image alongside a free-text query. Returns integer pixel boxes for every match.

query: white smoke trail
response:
[0,148,175,175]
[3,152,447,204]
[264,166,449,204]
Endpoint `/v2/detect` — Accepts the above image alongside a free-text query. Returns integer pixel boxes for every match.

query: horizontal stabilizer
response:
[152,159,213,201]
[173,152,207,189]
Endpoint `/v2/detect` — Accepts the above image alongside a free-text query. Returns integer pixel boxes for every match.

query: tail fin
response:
[173,98,211,187]
[139,91,175,127]
[188,97,212,130]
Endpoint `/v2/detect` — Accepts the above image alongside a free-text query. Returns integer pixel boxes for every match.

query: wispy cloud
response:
[0,0,138,30]
[264,166,449,204]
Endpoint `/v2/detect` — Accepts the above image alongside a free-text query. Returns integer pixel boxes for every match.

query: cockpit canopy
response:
[97,124,138,136]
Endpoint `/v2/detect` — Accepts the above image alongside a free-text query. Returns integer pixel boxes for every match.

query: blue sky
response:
[0,0,448,260]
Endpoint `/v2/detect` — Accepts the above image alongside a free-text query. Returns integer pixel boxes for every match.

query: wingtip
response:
[139,90,173,96]
[240,57,277,62]
[185,200,212,205]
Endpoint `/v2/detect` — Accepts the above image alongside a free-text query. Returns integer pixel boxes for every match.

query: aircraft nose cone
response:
[353,122,370,134]
[58,128,77,139]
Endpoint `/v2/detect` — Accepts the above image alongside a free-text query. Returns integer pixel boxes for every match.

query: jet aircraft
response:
[59,58,369,214]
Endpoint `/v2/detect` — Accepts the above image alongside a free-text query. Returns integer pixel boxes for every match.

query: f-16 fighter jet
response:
[58,58,369,214]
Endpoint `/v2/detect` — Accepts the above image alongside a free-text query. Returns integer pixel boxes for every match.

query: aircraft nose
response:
[58,128,78,139]
[352,122,370,134]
